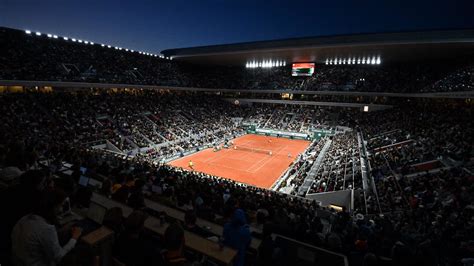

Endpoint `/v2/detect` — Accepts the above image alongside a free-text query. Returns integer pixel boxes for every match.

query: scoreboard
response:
[291,63,315,76]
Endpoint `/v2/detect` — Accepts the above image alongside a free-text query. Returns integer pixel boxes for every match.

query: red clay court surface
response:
[169,134,311,189]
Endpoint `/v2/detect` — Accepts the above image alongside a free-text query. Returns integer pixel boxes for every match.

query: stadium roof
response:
[162,29,474,66]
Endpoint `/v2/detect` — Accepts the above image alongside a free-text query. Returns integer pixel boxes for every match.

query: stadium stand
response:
[2,27,474,93]
[0,26,473,266]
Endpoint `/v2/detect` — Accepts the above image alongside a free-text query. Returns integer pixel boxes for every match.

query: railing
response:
[358,130,382,214]
[296,139,331,196]
[273,234,349,266]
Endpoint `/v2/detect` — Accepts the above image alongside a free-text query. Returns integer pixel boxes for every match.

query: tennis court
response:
[168,134,311,188]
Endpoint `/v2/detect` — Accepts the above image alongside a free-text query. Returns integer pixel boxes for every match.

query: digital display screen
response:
[292,63,315,76]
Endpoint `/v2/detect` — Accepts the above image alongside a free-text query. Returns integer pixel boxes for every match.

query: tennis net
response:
[233,145,272,155]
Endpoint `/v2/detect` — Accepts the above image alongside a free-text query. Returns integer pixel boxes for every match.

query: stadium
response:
[0,11,473,266]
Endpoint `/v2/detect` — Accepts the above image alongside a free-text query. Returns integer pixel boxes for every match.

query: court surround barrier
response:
[246,124,336,141]
[247,126,311,140]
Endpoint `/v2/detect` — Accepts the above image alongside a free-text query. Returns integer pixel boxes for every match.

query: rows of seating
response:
[0,88,473,265]
[2,27,474,93]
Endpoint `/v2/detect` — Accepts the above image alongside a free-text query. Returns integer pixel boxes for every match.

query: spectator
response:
[11,189,82,266]
[163,222,187,266]
[223,209,252,266]
[128,179,146,209]
[0,170,49,263]
[112,176,135,203]
[102,207,123,235]
[113,210,156,266]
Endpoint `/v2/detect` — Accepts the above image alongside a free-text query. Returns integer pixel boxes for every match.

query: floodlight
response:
[78,39,83,43]
[376,56,381,64]
[47,34,52,38]
[25,30,32,34]
[72,38,77,42]
[53,35,58,39]
[63,37,69,40]
[35,32,41,36]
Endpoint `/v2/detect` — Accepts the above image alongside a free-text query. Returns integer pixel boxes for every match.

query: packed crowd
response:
[0,87,473,265]
[307,132,361,194]
[0,27,187,86]
[0,90,252,161]
[2,27,474,93]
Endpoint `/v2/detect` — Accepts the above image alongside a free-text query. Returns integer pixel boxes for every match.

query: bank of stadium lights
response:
[325,56,381,65]
[246,60,286,69]
[24,28,170,59]
[46,33,59,39]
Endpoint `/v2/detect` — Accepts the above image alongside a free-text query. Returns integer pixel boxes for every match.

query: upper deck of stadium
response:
[162,29,474,65]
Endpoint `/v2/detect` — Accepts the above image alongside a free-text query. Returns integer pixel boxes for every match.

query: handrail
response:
[274,234,349,266]
[1,79,473,99]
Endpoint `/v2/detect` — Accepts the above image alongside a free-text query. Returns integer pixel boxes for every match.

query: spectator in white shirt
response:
[11,189,82,266]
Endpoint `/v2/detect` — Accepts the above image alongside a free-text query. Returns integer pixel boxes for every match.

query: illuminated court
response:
[169,134,311,188]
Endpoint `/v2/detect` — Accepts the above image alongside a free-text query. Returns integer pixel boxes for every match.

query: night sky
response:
[2,0,474,54]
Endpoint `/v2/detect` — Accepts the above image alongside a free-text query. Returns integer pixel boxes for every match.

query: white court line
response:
[207,160,253,173]
[248,144,287,173]
[244,151,271,171]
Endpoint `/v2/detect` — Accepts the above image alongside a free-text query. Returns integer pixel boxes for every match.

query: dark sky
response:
[2,0,474,54]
